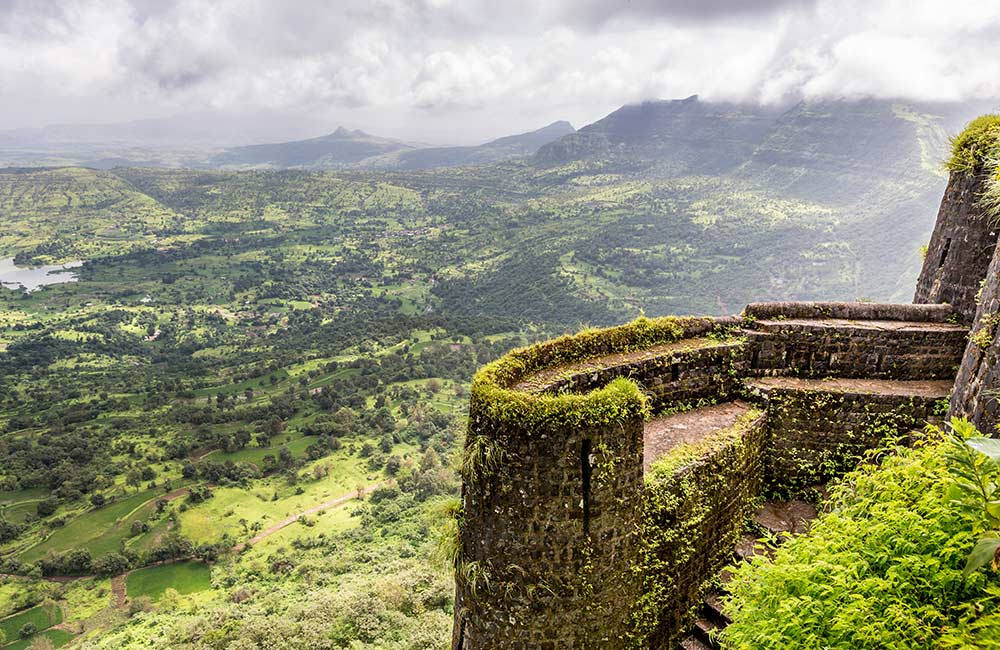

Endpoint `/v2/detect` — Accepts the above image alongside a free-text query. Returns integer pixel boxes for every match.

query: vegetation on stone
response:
[946,114,1000,173]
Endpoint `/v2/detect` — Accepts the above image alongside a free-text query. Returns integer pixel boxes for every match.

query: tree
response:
[90,492,106,508]
[126,469,143,490]
[19,622,37,639]
[93,552,130,577]
[36,498,58,517]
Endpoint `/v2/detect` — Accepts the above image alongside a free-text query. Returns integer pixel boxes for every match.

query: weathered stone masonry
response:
[453,304,967,650]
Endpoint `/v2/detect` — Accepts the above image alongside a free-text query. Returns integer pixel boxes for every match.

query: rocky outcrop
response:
[913,168,997,322]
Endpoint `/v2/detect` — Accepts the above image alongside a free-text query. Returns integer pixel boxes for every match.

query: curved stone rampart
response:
[454,304,967,650]
[454,316,735,650]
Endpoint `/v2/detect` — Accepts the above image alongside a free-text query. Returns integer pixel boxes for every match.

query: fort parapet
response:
[453,304,966,649]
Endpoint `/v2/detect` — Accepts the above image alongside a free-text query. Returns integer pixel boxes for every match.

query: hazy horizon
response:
[3,0,1000,145]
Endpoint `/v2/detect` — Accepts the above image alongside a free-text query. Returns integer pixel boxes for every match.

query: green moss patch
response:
[946,114,1000,173]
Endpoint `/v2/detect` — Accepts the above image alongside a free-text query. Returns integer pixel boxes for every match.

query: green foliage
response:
[944,419,1000,575]
[429,496,463,570]
[946,114,1000,173]
[723,423,1000,649]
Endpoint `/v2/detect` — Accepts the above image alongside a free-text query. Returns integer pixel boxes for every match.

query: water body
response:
[0,257,82,292]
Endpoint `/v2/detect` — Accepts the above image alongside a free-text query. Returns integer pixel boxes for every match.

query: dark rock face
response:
[949,243,1000,432]
[914,169,997,322]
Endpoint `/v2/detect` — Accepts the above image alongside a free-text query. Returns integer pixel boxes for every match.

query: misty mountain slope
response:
[523,97,958,306]
[735,99,949,202]
[362,121,576,170]
[211,127,417,168]
[533,96,780,174]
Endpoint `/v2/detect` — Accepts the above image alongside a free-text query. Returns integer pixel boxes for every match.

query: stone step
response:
[643,401,752,473]
[693,618,721,647]
[746,376,952,401]
[679,635,713,650]
[703,592,731,626]
[745,316,965,380]
[753,499,818,536]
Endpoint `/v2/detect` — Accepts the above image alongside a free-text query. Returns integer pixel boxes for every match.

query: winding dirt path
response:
[232,483,382,552]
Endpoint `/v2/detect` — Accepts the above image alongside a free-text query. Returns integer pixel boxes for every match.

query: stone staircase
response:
[678,499,819,650]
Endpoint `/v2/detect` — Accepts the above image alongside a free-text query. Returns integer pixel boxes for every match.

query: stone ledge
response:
[750,318,966,334]
[746,376,953,399]
[745,301,958,323]
[643,401,751,473]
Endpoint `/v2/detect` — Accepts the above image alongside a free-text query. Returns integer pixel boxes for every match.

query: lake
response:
[0,257,83,292]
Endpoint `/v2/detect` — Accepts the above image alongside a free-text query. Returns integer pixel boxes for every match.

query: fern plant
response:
[944,418,1000,574]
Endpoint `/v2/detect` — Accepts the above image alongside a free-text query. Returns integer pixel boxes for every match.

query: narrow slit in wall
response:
[939,237,952,268]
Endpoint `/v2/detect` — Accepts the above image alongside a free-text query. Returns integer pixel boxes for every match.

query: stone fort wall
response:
[453,303,967,650]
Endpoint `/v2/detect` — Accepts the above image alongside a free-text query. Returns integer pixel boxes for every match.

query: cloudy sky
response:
[2,0,1000,144]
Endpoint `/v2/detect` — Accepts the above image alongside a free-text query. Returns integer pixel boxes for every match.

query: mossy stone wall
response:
[455,405,644,649]
[754,387,944,492]
[747,319,965,380]
[630,412,767,649]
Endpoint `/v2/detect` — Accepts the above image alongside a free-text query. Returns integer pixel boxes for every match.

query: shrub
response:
[19,621,37,638]
[947,114,1000,173]
[723,421,1000,649]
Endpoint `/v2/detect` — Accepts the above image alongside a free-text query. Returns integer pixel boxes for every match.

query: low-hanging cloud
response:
[0,0,998,143]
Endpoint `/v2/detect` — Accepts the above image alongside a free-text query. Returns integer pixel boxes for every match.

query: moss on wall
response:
[629,409,767,649]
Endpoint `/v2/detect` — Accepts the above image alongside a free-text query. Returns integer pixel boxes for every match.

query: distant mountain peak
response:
[331,127,367,138]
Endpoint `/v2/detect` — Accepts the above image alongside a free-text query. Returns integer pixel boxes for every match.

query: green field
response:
[19,489,165,563]
[3,628,73,650]
[125,562,212,601]
[0,604,61,642]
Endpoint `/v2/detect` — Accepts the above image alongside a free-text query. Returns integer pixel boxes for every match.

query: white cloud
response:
[0,0,999,142]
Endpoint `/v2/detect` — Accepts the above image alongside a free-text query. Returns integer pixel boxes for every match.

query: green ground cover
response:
[0,604,61,641]
[20,489,161,563]
[124,561,211,601]
[4,628,74,649]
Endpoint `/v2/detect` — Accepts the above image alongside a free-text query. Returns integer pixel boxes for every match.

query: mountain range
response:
[210,120,576,170]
